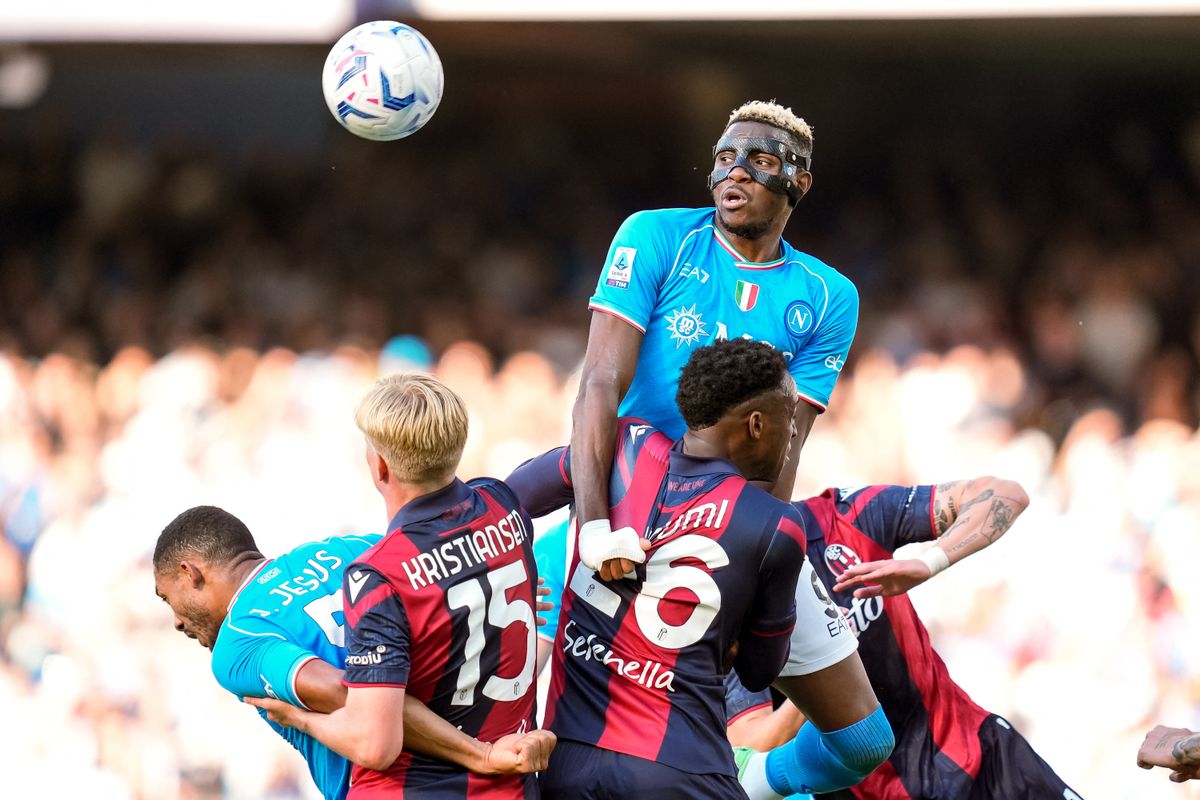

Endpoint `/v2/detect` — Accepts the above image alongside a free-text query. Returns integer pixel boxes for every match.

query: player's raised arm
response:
[832,477,1030,598]
[570,310,647,581]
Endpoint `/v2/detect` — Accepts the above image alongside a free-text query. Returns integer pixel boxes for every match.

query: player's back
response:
[545,422,805,776]
[344,478,539,798]
[213,533,381,800]
[591,207,857,437]
[798,488,990,799]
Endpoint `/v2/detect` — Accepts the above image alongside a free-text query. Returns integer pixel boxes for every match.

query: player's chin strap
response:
[708,135,810,207]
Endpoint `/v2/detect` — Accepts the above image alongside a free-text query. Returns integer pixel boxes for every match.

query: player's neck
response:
[381,477,455,525]
[225,553,268,604]
[680,430,731,464]
[714,220,785,264]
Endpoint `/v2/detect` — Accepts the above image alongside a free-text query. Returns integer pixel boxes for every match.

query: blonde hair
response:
[355,372,468,484]
[727,100,814,159]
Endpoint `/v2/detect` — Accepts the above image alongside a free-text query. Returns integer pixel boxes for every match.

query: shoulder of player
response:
[734,481,804,528]
[466,474,527,509]
[782,248,858,298]
[618,207,713,241]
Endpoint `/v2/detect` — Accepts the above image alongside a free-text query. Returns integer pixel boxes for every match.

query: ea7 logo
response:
[679,263,709,283]
[824,355,845,372]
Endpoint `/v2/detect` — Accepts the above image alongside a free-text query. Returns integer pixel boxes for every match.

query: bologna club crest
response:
[823,543,862,578]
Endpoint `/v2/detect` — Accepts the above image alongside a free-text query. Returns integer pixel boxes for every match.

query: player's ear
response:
[180,560,206,590]
[367,446,390,484]
[796,170,812,197]
[746,409,765,441]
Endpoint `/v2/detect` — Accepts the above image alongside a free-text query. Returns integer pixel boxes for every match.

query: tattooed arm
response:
[832,477,1029,598]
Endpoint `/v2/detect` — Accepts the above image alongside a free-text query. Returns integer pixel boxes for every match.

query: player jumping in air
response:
[570,99,858,584]
[153,506,553,800]
[509,340,893,799]
[248,373,550,798]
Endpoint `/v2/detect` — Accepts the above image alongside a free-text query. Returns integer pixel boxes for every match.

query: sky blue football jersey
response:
[211,533,381,800]
[532,519,569,641]
[589,207,859,439]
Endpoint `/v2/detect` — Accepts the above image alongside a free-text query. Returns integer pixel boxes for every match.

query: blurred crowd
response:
[2,89,1200,798]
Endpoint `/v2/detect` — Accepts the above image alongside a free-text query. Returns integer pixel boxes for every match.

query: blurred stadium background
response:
[2,1,1200,797]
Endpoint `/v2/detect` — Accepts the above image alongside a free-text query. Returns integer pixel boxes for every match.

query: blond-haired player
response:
[251,372,551,799]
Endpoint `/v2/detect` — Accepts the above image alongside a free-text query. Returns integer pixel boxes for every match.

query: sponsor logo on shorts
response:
[605,247,636,288]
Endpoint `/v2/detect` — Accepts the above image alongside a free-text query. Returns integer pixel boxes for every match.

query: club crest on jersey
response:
[666,304,708,348]
[785,300,815,336]
[605,246,636,289]
[824,543,862,578]
[734,280,760,312]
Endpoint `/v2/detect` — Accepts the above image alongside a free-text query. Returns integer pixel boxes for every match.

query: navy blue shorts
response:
[540,739,748,800]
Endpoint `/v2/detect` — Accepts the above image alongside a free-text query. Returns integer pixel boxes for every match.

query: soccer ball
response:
[321,21,443,141]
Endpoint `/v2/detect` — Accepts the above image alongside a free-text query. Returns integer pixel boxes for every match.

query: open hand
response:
[831,558,931,598]
[245,696,311,731]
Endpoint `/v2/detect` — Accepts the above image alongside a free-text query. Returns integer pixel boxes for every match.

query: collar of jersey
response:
[711,225,787,271]
[669,440,741,478]
[389,478,473,532]
[228,558,274,612]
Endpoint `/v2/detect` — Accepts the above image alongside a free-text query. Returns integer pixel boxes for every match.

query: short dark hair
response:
[676,339,790,429]
[153,505,260,573]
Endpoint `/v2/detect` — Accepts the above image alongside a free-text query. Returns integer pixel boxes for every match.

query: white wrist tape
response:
[918,546,950,577]
[577,519,645,571]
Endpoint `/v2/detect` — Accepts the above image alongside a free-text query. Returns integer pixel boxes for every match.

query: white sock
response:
[740,751,786,800]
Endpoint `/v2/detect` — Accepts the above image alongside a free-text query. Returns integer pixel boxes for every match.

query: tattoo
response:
[957,488,994,516]
[1176,733,1200,765]
[939,487,1024,557]
[945,532,977,557]
[982,498,1015,544]
[933,483,958,535]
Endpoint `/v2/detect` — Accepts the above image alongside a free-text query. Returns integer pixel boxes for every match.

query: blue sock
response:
[765,706,894,795]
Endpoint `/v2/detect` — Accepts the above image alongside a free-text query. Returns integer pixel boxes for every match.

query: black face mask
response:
[708,135,809,207]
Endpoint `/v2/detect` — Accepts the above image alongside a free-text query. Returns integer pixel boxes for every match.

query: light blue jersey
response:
[532,519,569,641]
[211,533,381,800]
[589,207,858,439]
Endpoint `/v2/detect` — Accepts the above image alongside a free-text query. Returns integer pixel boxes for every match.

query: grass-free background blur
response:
[2,9,1200,799]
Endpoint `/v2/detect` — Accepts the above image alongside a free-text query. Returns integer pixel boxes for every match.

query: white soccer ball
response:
[321,21,443,142]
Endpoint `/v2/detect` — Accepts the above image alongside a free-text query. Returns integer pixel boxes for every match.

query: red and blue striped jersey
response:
[509,420,807,777]
[797,486,992,800]
[340,478,539,799]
